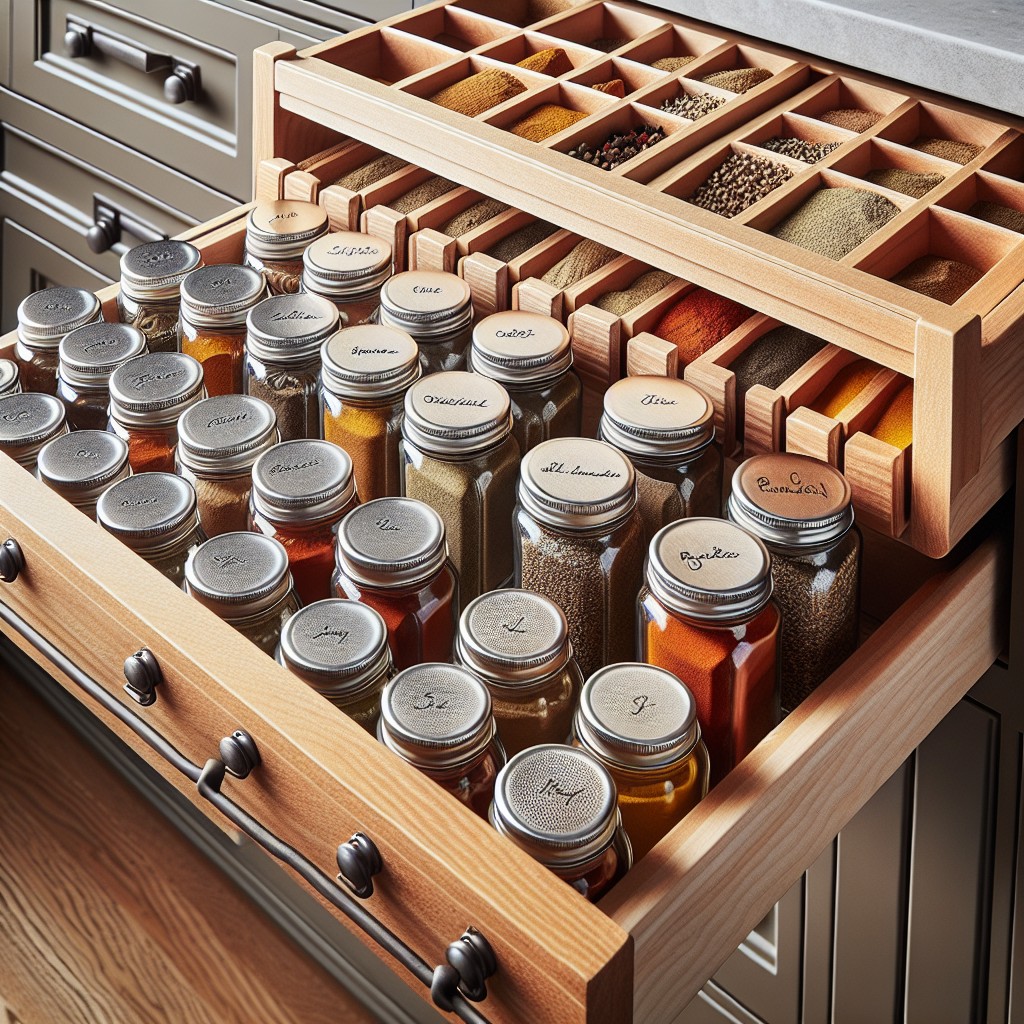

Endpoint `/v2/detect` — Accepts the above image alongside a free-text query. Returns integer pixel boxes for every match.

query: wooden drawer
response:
[0,207,1009,1024]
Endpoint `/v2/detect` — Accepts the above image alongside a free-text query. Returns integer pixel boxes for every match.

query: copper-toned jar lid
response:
[320,324,420,399]
[599,375,714,459]
[470,311,572,386]
[378,271,473,340]
[403,370,512,456]
[302,231,393,299]
[246,200,330,260]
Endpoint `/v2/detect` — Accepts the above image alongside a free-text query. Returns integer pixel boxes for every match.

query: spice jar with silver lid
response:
[277,599,393,733]
[250,438,358,605]
[37,430,131,517]
[244,200,330,295]
[401,370,520,604]
[179,264,268,397]
[727,453,860,715]
[489,744,632,901]
[320,324,420,503]
[0,392,68,472]
[376,270,474,376]
[108,352,206,474]
[638,517,780,785]
[454,589,582,757]
[470,310,581,453]
[378,662,506,818]
[599,375,721,538]
[333,497,458,671]
[573,663,709,860]
[118,239,203,353]
[16,287,102,395]
[244,292,340,441]
[97,472,205,585]
[0,359,21,397]
[514,436,645,679]
[57,322,148,430]
[184,531,299,655]
[301,231,393,326]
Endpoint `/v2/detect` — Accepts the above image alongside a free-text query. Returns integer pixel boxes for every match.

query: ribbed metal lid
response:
[335,497,447,589]
[490,744,620,867]
[251,439,355,524]
[58,322,148,384]
[0,393,68,466]
[320,324,420,399]
[646,517,773,622]
[599,375,714,458]
[0,359,21,396]
[17,287,101,346]
[403,370,513,456]
[96,472,200,552]
[185,532,293,619]
[727,453,854,548]
[378,271,473,340]
[455,589,572,685]
[379,663,497,770]
[277,599,392,699]
[470,311,572,386]
[246,200,330,259]
[245,293,340,363]
[108,352,205,427]
[36,430,130,503]
[120,240,203,301]
[176,395,279,475]
[302,231,393,299]
[179,264,268,329]
[518,437,636,531]
[575,663,700,769]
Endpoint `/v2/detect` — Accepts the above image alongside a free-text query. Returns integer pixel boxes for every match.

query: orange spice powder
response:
[809,358,879,418]
[870,381,913,449]
[592,79,626,98]
[652,288,753,368]
[516,47,574,76]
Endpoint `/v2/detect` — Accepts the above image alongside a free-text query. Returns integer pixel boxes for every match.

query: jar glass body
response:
[56,376,109,431]
[548,828,632,902]
[321,391,404,503]
[244,250,303,296]
[332,680,387,735]
[420,738,504,819]
[638,589,780,785]
[507,371,583,454]
[117,292,179,354]
[224,591,301,656]
[179,319,246,397]
[245,351,321,442]
[177,462,254,538]
[144,533,204,587]
[631,443,723,540]
[483,664,582,758]
[14,340,59,397]
[303,284,380,329]
[109,416,179,474]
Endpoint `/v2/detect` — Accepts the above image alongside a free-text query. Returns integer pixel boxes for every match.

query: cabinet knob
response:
[86,215,119,254]
[164,65,200,105]
[0,539,25,583]
[64,26,91,59]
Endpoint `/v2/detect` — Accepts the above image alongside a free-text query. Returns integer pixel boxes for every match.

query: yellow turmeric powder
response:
[870,381,913,449]
[809,359,879,418]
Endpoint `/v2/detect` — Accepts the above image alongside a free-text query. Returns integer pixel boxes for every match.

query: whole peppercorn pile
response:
[687,152,794,218]
[661,91,726,121]
[567,124,666,170]
[759,136,841,163]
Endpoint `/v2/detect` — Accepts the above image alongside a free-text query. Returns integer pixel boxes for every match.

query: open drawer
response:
[0,207,1010,1023]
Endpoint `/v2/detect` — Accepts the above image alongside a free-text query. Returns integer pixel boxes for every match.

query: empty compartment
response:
[400,55,548,116]
[566,55,668,97]
[316,27,459,84]
[615,22,727,72]
[878,101,1007,164]
[536,2,669,53]
[982,133,1024,182]
[936,170,1024,235]
[393,6,518,51]
[739,112,857,164]
[450,0,579,29]
[788,76,909,134]
[477,31,601,73]
[485,81,616,142]
[682,43,799,95]
[830,138,957,199]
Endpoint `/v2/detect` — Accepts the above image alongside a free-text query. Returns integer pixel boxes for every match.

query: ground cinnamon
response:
[509,104,587,141]
[516,47,573,76]
[429,67,527,117]
[653,288,752,366]
[591,79,626,97]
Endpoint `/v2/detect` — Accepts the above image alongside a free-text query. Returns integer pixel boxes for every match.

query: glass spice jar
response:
[36,430,131,518]
[638,517,780,786]
[376,270,474,377]
[401,370,520,604]
[57,322,148,430]
[320,324,420,503]
[454,588,582,757]
[277,598,394,733]
[0,392,68,473]
[250,438,358,605]
[378,662,506,819]
[599,375,722,539]
[0,359,21,397]
[469,310,582,453]
[333,496,458,671]
[96,472,205,585]
[16,287,102,396]
[244,200,330,295]
[176,394,279,537]
[117,239,203,353]
[108,352,206,473]
[573,663,709,861]
[727,453,861,715]
[301,231,394,326]
[489,744,633,902]
[184,531,300,655]
[513,437,645,680]
[179,264,268,397]
[244,292,340,441]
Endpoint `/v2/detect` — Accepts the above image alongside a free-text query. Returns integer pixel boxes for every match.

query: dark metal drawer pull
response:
[88,196,168,255]
[0,538,497,1022]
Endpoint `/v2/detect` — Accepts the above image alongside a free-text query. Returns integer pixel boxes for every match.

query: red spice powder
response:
[653,288,753,368]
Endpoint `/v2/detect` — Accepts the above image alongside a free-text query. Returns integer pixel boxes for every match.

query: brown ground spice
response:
[760,136,840,163]
[818,108,882,132]
[389,175,457,214]
[429,67,527,117]
[541,239,618,288]
[589,37,629,52]
[594,269,675,315]
[968,200,1024,234]
[865,167,945,199]
[509,103,588,142]
[516,47,573,76]
[687,152,793,218]
[911,136,983,164]
[653,288,752,365]
[486,221,559,263]
[441,198,510,236]
[890,256,982,303]
[770,186,900,260]
[651,55,696,72]
[592,79,626,97]
[527,0,568,20]
[297,141,351,171]
[661,91,726,120]
[700,67,772,93]
[334,154,407,191]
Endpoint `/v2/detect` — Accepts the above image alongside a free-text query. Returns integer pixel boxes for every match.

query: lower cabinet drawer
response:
[0,207,1009,1024]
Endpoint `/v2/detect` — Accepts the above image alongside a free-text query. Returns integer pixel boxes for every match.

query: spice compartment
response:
[737,111,859,162]
[312,27,460,84]
[875,100,1009,162]
[407,186,514,272]
[783,75,912,132]
[449,0,581,29]
[395,52,550,103]
[935,170,1024,235]
[523,0,669,52]
[393,5,522,51]
[983,133,1024,181]
[609,20,728,69]
[476,30,605,72]
[827,138,960,201]
[483,79,619,139]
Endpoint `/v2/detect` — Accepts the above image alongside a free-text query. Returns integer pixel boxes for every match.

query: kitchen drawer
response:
[0,207,1009,1024]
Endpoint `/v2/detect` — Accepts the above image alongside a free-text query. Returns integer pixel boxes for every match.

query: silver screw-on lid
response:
[246,200,330,260]
[470,311,572,386]
[176,395,279,476]
[320,324,421,399]
[0,393,68,467]
[378,271,473,340]
[277,599,392,699]
[17,287,102,347]
[402,371,513,456]
[455,589,572,686]
[108,352,206,427]
[120,240,203,301]
[36,430,130,506]
[250,439,355,524]
[302,231,393,299]
[245,293,340,363]
[58,322,148,386]
[185,532,293,619]
[599,375,715,458]
[179,264,268,330]
[646,517,773,622]
[576,663,701,769]
[489,744,620,868]
[518,437,636,531]
[727,453,854,548]
[0,359,21,396]
[379,663,497,770]
[97,472,200,553]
